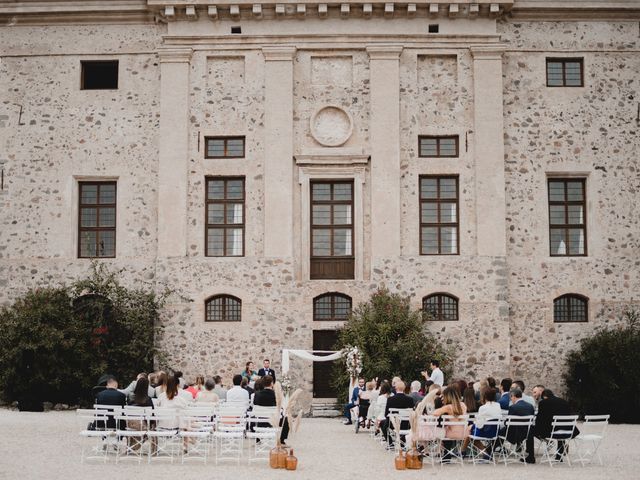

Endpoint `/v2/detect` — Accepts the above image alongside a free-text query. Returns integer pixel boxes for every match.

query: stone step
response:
[311,398,341,417]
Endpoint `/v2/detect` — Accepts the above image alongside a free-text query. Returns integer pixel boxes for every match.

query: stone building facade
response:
[1,1,638,396]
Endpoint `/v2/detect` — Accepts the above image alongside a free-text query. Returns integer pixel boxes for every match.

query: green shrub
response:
[564,310,640,423]
[0,263,166,407]
[332,288,455,401]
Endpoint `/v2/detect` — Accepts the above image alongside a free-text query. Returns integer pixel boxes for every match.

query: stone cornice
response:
[510,1,640,20]
[262,45,297,60]
[0,1,156,25]
[158,47,193,62]
[470,44,506,59]
[366,44,403,59]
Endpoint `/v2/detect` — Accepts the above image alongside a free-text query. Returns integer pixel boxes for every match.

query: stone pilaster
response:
[262,46,296,258]
[471,45,507,257]
[367,45,402,261]
[157,48,192,257]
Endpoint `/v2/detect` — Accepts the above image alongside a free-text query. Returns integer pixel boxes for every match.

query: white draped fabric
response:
[281,349,344,374]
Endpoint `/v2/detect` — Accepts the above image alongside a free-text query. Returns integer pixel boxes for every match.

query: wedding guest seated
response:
[462,387,500,454]
[157,375,188,431]
[130,377,154,408]
[501,386,535,446]
[498,378,513,410]
[253,375,289,444]
[153,371,167,398]
[409,380,424,406]
[174,371,186,389]
[486,377,500,400]
[462,386,478,414]
[424,384,442,414]
[342,377,365,425]
[227,374,250,404]
[185,376,205,399]
[523,389,579,464]
[357,381,376,425]
[196,378,220,404]
[213,375,227,401]
[372,382,392,428]
[511,380,536,408]
[96,376,126,429]
[380,380,414,447]
[531,384,545,405]
[241,376,255,397]
[119,372,155,402]
[432,386,468,461]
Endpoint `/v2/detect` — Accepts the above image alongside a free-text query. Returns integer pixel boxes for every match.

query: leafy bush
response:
[0,263,166,408]
[332,288,455,401]
[564,310,640,423]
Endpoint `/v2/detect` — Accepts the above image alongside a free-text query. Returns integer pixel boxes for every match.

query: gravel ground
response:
[0,410,639,480]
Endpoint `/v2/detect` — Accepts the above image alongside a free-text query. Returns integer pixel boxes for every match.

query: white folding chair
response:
[179,413,212,463]
[440,415,468,466]
[415,415,442,466]
[467,418,501,465]
[574,414,609,466]
[115,412,148,464]
[214,427,245,465]
[78,409,114,463]
[541,415,579,467]
[246,406,278,462]
[146,409,180,463]
[497,415,535,465]
[387,408,413,452]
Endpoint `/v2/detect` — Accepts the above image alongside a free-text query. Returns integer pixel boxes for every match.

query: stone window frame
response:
[419,175,460,255]
[545,58,584,88]
[77,181,117,259]
[422,293,459,321]
[553,294,588,323]
[205,294,242,322]
[418,135,459,158]
[204,136,245,159]
[313,292,352,321]
[310,180,355,280]
[547,177,587,257]
[297,162,367,282]
[80,60,119,90]
[205,176,245,257]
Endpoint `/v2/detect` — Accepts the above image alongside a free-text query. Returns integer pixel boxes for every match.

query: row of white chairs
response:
[78,403,280,465]
[373,409,609,468]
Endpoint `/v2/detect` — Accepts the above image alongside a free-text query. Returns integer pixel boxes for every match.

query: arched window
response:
[553,294,588,323]
[422,293,459,321]
[205,295,241,322]
[313,293,352,321]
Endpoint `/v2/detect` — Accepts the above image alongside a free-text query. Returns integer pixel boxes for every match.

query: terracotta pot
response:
[277,447,288,468]
[406,448,423,469]
[394,450,407,470]
[270,446,287,469]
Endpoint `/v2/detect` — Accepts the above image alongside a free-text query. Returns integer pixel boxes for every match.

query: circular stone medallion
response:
[310,106,353,147]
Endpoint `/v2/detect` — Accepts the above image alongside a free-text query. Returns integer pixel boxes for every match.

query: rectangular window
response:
[206,177,245,256]
[81,60,119,90]
[546,58,583,87]
[78,182,117,258]
[205,137,245,158]
[548,178,587,256]
[310,181,354,280]
[420,176,459,255]
[419,136,459,158]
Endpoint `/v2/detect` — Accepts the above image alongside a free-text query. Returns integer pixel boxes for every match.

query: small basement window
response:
[231,26,242,34]
[428,24,439,33]
[81,60,119,90]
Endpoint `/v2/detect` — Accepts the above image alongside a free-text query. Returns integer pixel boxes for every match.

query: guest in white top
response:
[226,374,250,404]
[157,375,188,429]
[462,386,501,453]
[373,382,392,427]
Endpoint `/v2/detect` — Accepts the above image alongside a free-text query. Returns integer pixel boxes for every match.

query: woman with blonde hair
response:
[432,386,468,461]
[424,384,442,414]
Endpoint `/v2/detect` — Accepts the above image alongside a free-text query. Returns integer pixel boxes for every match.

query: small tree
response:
[0,263,167,408]
[564,309,640,423]
[332,288,455,401]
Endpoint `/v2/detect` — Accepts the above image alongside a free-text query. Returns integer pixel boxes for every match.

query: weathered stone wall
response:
[499,19,640,390]
[1,13,638,396]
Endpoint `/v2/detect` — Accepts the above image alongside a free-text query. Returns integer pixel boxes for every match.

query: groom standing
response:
[258,358,276,382]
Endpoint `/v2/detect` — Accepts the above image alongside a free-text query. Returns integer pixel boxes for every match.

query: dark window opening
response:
[553,294,588,323]
[81,61,119,90]
[231,26,242,34]
[313,293,352,321]
[423,293,459,321]
[428,24,439,33]
[205,295,241,322]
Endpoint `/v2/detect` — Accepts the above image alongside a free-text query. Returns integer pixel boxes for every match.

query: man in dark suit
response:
[95,376,126,429]
[380,380,414,447]
[503,387,535,445]
[524,389,579,463]
[253,375,288,444]
[257,358,276,382]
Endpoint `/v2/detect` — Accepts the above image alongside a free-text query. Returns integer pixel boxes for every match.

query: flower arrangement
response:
[344,345,362,378]
[280,373,293,396]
